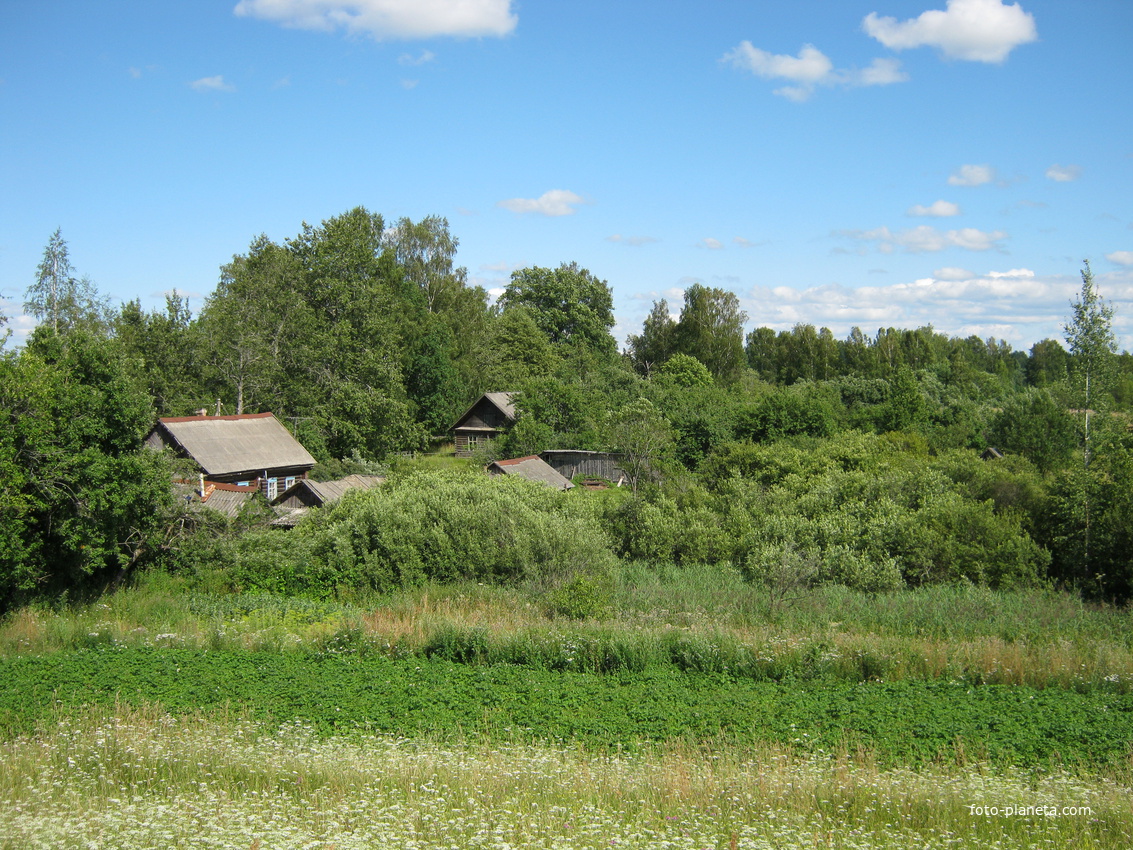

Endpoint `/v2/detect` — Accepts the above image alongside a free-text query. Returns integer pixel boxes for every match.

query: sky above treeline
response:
[2,0,1131,351]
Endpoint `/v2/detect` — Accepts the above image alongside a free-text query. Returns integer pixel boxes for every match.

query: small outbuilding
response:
[540,450,625,484]
[487,455,574,490]
[450,392,518,457]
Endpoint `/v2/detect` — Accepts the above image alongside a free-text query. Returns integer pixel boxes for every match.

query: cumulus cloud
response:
[722,42,907,101]
[733,268,1094,348]
[234,0,517,40]
[934,266,975,280]
[607,234,658,247]
[497,190,584,217]
[699,238,724,250]
[948,163,996,186]
[842,224,1008,253]
[1045,163,1082,182]
[1107,251,1133,266]
[863,0,1037,63]
[190,75,236,92]
[908,200,961,217]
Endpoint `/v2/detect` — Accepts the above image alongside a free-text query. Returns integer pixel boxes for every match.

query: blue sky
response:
[2,0,1131,351]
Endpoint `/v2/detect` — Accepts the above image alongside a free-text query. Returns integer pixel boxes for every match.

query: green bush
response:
[230,471,618,597]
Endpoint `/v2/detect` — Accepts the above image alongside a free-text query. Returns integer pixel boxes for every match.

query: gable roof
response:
[172,480,258,519]
[149,413,317,477]
[270,474,384,507]
[451,392,518,431]
[487,455,574,490]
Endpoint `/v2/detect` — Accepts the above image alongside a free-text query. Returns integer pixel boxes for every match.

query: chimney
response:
[199,473,206,499]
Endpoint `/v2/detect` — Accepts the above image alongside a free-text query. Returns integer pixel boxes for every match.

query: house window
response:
[266,477,279,500]
[466,435,479,452]
[284,476,296,491]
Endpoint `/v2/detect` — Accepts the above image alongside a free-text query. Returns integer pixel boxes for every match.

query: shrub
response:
[231,471,618,597]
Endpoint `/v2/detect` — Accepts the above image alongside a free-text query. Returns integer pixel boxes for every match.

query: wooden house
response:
[146,412,317,502]
[268,474,384,527]
[486,456,574,490]
[451,392,518,457]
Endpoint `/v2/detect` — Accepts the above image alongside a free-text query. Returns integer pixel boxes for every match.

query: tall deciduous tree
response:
[1064,260,1117,463]
[500,262,617,357]
[25,229,108,335]
[672,284,747,383]
[627,299,676,376]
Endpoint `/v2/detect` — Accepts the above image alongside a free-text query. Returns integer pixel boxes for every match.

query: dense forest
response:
[3,206,1132,609]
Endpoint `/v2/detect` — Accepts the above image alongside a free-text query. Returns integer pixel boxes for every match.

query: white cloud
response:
[607,234,658,247]
[934,266,975,280]
[1045,163,1082,182]
[986,268,1034,278]
[398,49,435,66]
[190,75,236,92]
[1107,251,1133,266]
[699,238,724,250]
[733,237,764,248]
[948,163,995,186]
[400,78,419,89]
[908,200,961,217]
[863,0,1038,63]
[735,268,1086,347]
[234,0,517,40]
[497,189,584,216]
[852,58,910,86]
[843,224,1008,253]
[722,42,906,101]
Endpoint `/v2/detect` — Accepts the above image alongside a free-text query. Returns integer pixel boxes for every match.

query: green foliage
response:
[656,352,713,387]
[1042,424,1133,602]
[23,229,110,335]
[0,331,174,606]
[626,299,675,376]
[671,284,747,383]
[736,384,839,442]
[542,572,616,620]
[230,472,618,597]
[699,433,1049,591]
[499,262,617,357]
[604,397,676,495]
[988,388,1077,473]
[3,649,1131,767]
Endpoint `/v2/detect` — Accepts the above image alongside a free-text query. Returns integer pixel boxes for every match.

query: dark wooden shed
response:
[450,392,518,457]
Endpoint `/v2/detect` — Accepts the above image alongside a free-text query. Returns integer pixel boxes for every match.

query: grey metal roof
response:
[487,455,574,490]
[151,413,317,477]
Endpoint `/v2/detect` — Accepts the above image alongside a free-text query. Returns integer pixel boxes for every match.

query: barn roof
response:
[150,413,316,477]
[451,392,518,431]
[487,455,574,490]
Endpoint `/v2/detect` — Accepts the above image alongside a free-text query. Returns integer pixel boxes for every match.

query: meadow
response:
[1,570,1131,848]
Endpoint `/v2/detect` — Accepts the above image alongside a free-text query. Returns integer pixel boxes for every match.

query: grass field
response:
[1,570,1131,848]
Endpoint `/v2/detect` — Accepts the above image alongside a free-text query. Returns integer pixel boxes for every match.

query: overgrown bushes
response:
[229,471,617,598]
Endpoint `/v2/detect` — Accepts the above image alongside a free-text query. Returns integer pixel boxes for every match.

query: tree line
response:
[2,209,1131,608]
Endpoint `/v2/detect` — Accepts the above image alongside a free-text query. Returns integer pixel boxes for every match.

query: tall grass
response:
[1,703,1128,849]
[3,569,1130,692]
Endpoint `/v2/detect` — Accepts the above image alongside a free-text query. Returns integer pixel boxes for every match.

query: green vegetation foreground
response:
[3,647,1132,769]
